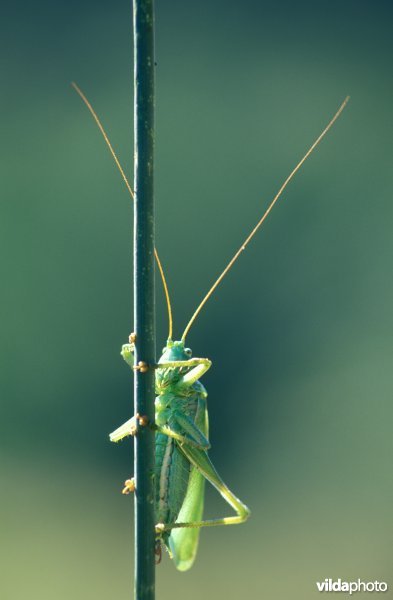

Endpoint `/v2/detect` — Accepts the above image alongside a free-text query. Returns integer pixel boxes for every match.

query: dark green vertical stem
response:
[133,0,155,599]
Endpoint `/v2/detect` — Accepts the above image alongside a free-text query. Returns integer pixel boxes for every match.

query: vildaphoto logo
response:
[316,579,388,595]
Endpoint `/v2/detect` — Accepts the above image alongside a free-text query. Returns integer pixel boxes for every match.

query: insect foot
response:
[155,523,166,534]
[136,413,149,427]
[122,478,136,494]
[133,361,149,373]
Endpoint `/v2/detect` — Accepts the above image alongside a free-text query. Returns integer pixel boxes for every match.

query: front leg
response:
[120,335,149,371]
[121,343,136,369]
[121,338,212,384]
[157,357,212,387]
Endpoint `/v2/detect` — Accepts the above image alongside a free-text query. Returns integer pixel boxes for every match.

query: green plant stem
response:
[133,0,156,598]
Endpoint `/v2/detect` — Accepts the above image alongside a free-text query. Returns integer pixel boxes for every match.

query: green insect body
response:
[154,341,210,569]
[71,82,348,571]
[110,339,250,571]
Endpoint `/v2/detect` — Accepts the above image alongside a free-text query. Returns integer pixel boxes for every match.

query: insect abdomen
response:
[155,431,191,527]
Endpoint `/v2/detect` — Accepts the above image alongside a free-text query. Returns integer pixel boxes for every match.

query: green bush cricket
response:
[72,83,348,570]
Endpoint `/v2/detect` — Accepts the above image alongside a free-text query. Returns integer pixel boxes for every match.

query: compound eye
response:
[184,348,192,357]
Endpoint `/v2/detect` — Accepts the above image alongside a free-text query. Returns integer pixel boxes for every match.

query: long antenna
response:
[154,249,173,340]
[181,97,350,342]
[71,82,173,340]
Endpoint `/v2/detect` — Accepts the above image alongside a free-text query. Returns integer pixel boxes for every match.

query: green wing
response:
[168,393,209,571]
[168,465,205,571]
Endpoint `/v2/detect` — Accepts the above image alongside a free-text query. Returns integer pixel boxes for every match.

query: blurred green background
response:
[1,0,392,598]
